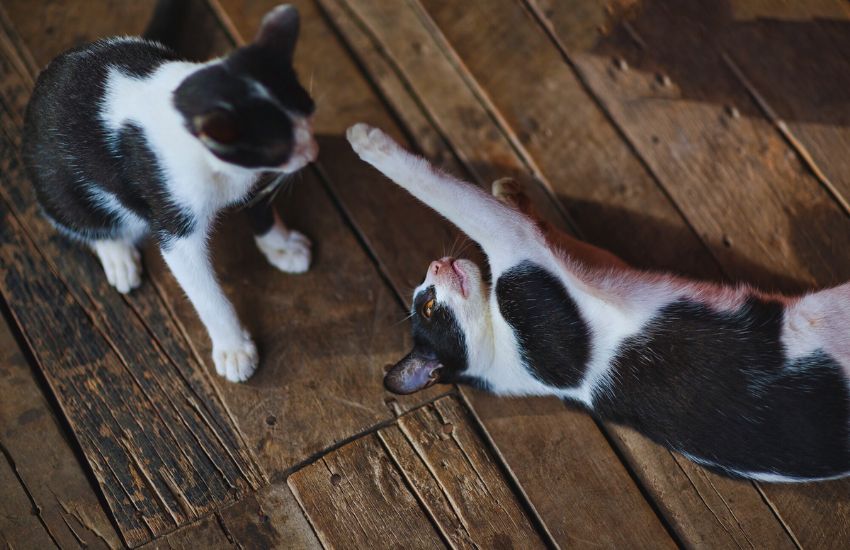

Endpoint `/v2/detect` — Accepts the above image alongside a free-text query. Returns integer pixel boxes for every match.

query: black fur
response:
[23,39,182,241]
[410,285,471,384]
[22,6,312,246]
[595,298,850,478]
[496,261,591,387]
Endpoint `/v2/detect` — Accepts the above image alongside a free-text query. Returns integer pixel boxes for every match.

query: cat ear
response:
[194,109,239,148]
[384,349,443,395]
[255,4,300,61]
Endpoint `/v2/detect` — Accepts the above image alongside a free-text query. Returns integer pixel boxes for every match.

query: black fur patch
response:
[595,298,850,479]
[23,39,185,242]
[496,261,591,388]
[410,285,474,385]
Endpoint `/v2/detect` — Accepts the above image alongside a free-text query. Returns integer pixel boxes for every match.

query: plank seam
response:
[0,438,63,549]
[375,430,461,549]
[721,52,850,217]
[519,4,811,544]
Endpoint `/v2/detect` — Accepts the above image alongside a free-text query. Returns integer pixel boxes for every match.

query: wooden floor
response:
[2,0,850,548]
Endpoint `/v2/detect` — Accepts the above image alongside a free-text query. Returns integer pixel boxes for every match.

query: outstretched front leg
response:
[347,123,543,269]
[492,178,628,270]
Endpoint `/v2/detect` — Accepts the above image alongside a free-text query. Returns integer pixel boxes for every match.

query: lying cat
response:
[23,5,317,382]
[347,123,850,482]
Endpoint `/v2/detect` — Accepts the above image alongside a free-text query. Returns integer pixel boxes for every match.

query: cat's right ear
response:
[384,349,443,395]
[255,5,300,61]
[194,109,240,150]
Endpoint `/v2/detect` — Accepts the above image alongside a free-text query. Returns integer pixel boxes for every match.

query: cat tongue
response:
[384,354,441,394]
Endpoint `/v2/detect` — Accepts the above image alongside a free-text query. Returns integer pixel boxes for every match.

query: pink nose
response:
[429,257,452,275]
[298,138,318,162]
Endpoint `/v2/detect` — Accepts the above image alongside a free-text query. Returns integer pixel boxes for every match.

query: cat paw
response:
[213,331,258,382]
[255,227,312,274]
[346,123,398,165]
[93,239,142,294]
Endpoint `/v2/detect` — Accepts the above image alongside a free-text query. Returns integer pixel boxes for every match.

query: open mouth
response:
[450,259,468,298]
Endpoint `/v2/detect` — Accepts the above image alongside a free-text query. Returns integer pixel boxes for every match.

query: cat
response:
[347,123,850,482]
[22,4,317,382]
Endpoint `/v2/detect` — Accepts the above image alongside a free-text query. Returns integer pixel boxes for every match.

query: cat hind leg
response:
[92,238,142,294]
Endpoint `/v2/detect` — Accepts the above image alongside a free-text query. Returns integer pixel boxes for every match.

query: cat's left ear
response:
[384,349,443,395]
[255,5,300,62]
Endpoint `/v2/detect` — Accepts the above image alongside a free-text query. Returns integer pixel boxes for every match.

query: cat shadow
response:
[585,0,850,126]
[462,158,818,295]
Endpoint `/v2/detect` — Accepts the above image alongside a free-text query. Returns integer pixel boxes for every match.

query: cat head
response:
[173,5,317,171]
[385,257,492,394]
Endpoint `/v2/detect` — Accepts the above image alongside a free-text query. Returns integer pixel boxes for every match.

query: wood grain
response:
[0,311,121,549]
[218,483,321,549]
[531,0,850,546]
[290,396,547,549]
[288,433,447,549]
[0,4,265,546]
[399,1,800,547]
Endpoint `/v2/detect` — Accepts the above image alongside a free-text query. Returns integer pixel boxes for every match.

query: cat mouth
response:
[450,259,469,298]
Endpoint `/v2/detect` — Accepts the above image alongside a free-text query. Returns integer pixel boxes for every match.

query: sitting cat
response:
[22,4,317,382]
[347,123,850,482]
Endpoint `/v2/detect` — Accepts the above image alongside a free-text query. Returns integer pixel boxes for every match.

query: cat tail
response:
[143,0,189,51]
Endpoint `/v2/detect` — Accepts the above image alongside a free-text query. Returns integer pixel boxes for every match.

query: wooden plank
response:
[0,449,58,550]
[218,483,321,550]
[139,515,232,550]
[313,0,736,547]
[220,0,675,546]
[386,398,546,548]
[288,433,447,549]
[529,1,850,547]
[707,2,850,212]
[290,396,547,549]
[0,6,266,547]
[387,1,800,548]
[0,313,122,549]
[124,0,451,479]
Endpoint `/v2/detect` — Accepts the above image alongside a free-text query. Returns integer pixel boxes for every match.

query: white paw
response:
[93,240,142,294]
[213,330,258,382]
[255,227,312,274]
[346,123,399,165]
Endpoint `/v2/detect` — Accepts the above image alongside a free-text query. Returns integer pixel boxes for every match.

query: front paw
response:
[255,227,311,274]
[346,123,399,165]
[213,330,258,382]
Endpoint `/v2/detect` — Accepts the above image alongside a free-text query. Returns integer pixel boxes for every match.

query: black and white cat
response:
[347,123,850,482]
[23,5,316,382]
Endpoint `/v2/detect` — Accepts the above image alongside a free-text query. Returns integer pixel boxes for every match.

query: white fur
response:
[255,209,312,273]
[92,239,142,294]
[347,123,850,417]
[95,46,315,381]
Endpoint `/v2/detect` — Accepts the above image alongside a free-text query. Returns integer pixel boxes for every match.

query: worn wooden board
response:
[0,437,60,550]
[0,4,266,546]
[665,0,850,213]
[395,1,802,547]
[531,0,850,546]
[288,434,447,548]
[0,313,121,549]
[218,483,321,549]
[290,396,548,549]
[316,0,791,546]
[138,515,232,550]
[126,0,450,480]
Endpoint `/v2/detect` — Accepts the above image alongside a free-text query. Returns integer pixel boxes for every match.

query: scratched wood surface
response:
[2,0,850,548]
[290,396,547,549]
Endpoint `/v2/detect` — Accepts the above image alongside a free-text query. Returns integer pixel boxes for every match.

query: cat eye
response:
[422,298,435,319]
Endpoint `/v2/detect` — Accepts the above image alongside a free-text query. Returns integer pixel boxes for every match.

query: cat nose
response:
[302,138,318,162]
[430,257,452,275]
